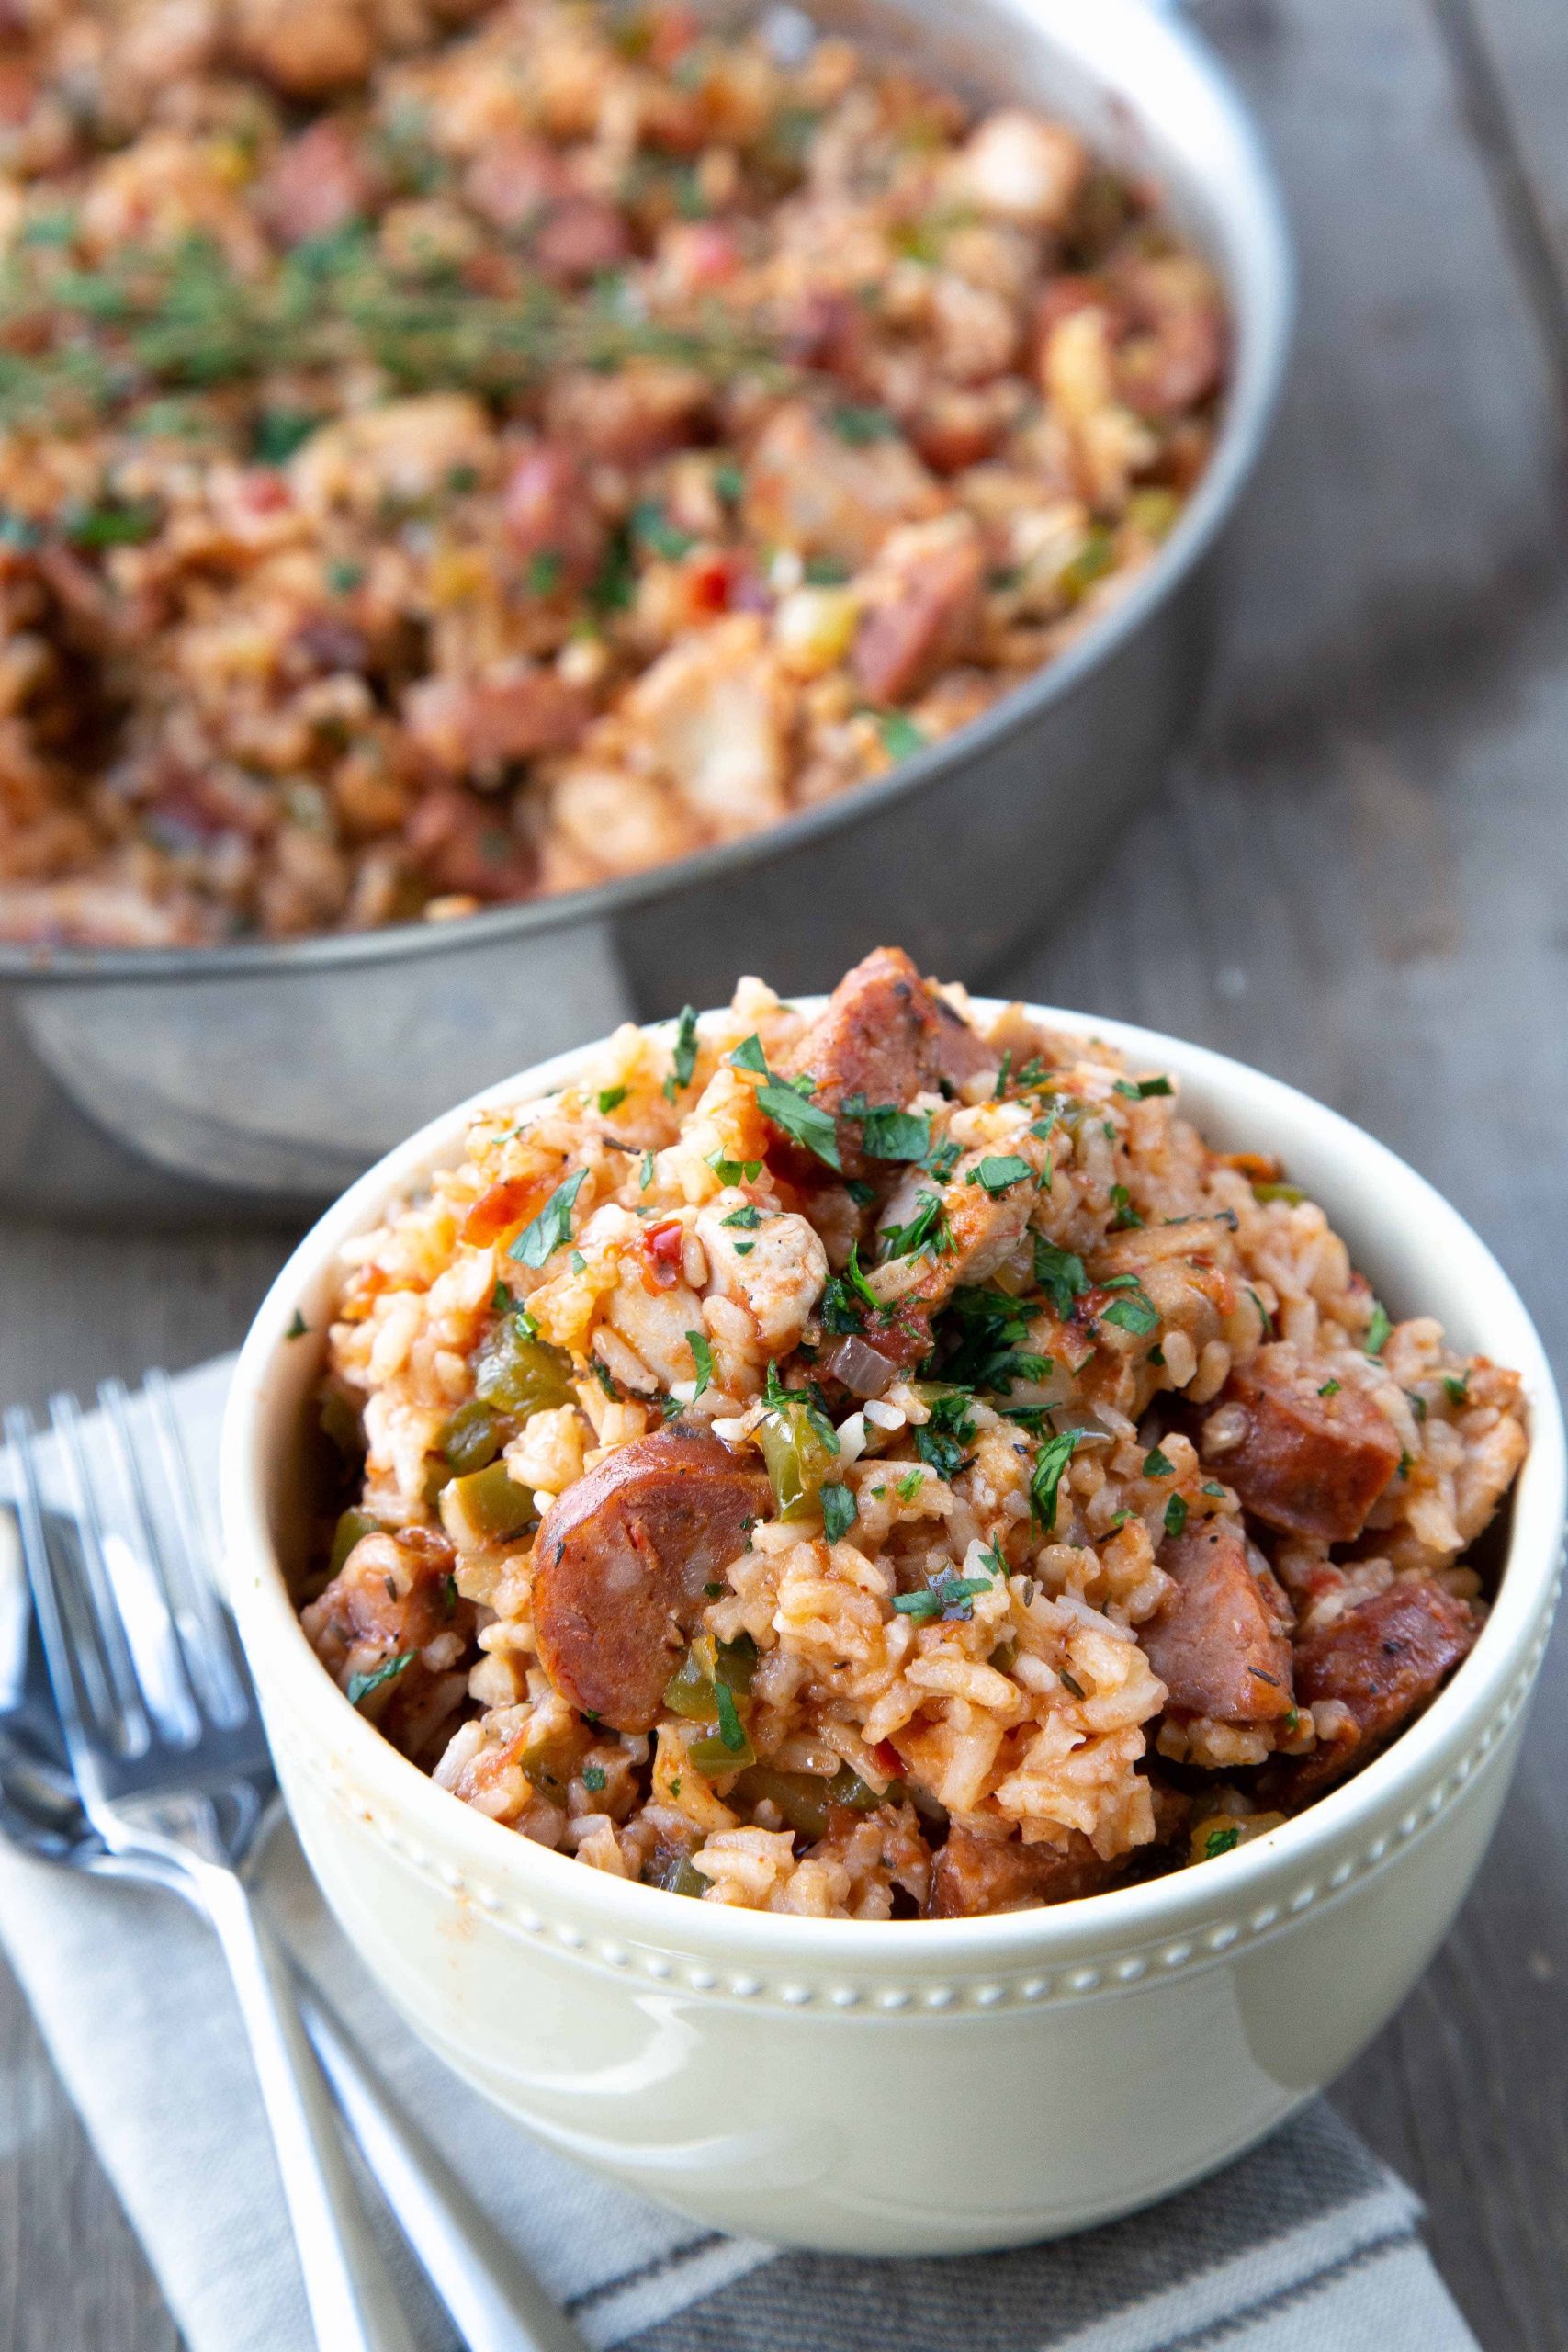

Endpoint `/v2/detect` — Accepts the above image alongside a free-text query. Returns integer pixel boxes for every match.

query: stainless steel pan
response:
[0,0,1292,1216]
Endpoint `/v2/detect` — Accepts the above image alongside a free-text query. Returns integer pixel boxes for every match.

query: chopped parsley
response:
[526,548,563,595]
[1364,1301,1392,1358]
[914,1388,978,1482]
[893,1568,992,1623]
[1112,1075,1174,1100]
[582,1763,607,1793]
[879,1190,950,1262]
[639,1148,655,1191]
[1444,1374,1470,1408]
[285,1310,309,1340]
[1397,1451,1414,1479]
[1110,1183,1143,1230]
[346,1651,414,1707]
[704,1677,746,1756]
[1143,1445,1176,1478]
[830,402,897,444]
[840,1091,930,1162]
[1318,1378,1342,1397]
[728,1033,840,1169]
[1248,1288,1275,1339]
[708,1149,764,1184]
[1204,1825,1241,1859]
[1058,1668,1087,1701]
[803,552,851,584]
[821,1482,857,1544]
[1201,1481,1227,1498]
[1097,1277,1159,1338]
[922,1136,962,1182]
[966,1153,1032,1195]
[1408,1390,1427,1421]
[895,1467,924,1503]
[686,1330,714,1398]
[663,1005,699,1100]
[1030,1429,1084,1532]
[939,1286,1047,1393]
[734,1241,755,1256]
[821,1242,882,1333]
[722,1204,761,1228]
[1032,1237,1089,1319]
[509,1168,588,1269]
[846,1179,878,1207]
[874,709,927,761]
[713,458,744,505]
[632,500,696,560]
[1164,1495,1189,1540]
[597,1084,628,1114]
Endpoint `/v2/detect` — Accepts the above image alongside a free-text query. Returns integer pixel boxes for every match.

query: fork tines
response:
[5,1378,256,1791]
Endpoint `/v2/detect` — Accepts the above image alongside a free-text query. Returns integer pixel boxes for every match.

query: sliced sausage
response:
[532,1429,772,1732]
[1141,1520,1295,1725]
[404,667,592,779]
[784,945,997,1180]
[1283,1577,1480,1803]
[852,525,986,706]
[1204,1352,1403,1544]
[929,1824,1122,1917]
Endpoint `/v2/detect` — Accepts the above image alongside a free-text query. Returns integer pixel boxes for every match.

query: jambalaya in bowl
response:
[0,0,1224,947]
[297,949,1529,1919]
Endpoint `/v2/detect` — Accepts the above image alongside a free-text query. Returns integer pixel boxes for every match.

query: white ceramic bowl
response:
[220,1004,1565,2255]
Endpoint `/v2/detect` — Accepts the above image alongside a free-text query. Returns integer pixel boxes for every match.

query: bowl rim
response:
[3,0,1293,991]
[220,996,1567,1964]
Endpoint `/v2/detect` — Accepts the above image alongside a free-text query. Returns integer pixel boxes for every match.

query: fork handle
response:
[195,1868,422,2352]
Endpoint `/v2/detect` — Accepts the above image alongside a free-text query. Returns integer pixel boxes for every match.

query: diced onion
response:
[821,1335,898,1397]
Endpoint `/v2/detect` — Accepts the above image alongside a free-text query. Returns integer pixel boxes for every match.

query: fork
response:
[5,1374,421,2352]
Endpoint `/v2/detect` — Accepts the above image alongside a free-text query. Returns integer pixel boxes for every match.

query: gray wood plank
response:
[1194,0,1564,726]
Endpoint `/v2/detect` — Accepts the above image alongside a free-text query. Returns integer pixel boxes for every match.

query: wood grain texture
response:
[6,0,1568,2342]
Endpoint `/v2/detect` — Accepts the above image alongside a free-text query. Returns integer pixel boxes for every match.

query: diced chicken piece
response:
[929,1823,1122,1916]
[1140,1520,1295,1727]
[544,364,711,463]
[404,665,592,778]
[232,0,375,96]
[624,616,789,838]
[259,118,376,246]
[584,1204,707,1396]
[784,944,997,1180]
[1204,1350,1404,1544]
[694,1199,829,1361]
[532,1429,772,1731]
[743,403,942,569]
[290,395,493,519]
[871,1140,1039,1311]
[1285,1577,1480,1802]
[550,763,694,877]
[852,516,987,705]
[961,108,1089,230]
[502,443,604,585]
[302,1524,473,1756]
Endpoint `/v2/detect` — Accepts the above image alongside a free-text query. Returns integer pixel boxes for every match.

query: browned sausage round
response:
[1141,1520,1295,1725]
[532,1428,772,1733]
[784,945,997,1180]
[1282,1576,1479,1803]
[1206,1353,1403,1544]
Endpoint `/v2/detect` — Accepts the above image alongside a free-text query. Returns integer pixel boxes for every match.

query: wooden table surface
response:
[6,0,1568,2344]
